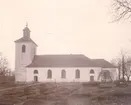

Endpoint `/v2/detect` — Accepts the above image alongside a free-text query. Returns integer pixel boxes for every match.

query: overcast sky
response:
[0,0,131,70]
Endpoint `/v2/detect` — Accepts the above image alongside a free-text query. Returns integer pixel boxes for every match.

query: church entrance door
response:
[34,76,38,82]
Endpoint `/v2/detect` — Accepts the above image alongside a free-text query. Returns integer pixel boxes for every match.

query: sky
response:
[0,0,131,70]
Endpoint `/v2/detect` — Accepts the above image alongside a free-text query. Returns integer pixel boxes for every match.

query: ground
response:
[72,82,131,105]
[1,81,131,105]
[22,82,131,105]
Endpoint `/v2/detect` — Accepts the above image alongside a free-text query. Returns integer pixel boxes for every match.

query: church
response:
[14,25,118,82]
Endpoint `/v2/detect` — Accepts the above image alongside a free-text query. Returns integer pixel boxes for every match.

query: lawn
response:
[79,82,131,105]
[23,82,131,105]
[0,82,81,105]
[0,82,131,105]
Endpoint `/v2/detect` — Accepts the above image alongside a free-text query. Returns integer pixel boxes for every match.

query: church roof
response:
[27,54,116,68]
[91,59,116,68]
[14,37,37,46]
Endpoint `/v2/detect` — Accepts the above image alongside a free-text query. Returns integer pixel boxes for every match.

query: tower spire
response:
[23,22,30,38]
[26,22,28,27]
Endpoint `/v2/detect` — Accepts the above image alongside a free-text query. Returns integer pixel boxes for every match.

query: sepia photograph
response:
[0,0,131,105]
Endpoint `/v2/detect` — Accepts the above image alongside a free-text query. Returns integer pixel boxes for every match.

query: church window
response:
[61,69,66,79]
[47,69,52,79]
[34,76,38,82]
[90,69,94,74]
[34,70,38,74]
[75,69,80,79]
[22,45,26,53]
[90,76,94,81]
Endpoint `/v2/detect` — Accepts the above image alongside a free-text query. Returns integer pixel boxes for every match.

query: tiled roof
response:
[91,59,116,68]
[14,37,37,46]
[27,54,116,68]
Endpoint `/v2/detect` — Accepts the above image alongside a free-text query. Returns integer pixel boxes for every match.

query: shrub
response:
[114,79,128,87]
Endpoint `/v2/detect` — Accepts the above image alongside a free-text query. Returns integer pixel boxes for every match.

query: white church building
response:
[14,25,118,82]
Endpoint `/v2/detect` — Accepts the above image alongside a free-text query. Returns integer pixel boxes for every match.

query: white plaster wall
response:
[15,42,36,82]
[26,67,102,82]
[30,43,37,60]
[15,67,26,82]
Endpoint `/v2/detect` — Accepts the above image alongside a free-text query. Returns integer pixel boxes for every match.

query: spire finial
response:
[26,22,28,27]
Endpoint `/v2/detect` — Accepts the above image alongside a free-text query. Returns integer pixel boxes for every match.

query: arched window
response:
[75,69,80,79]
[90,69,95,74]
[47,69,52,79]
[90,76,94,81]
[34,70,38,74]
[22,45,26,53]
[34,76,38,82]
[61,69,66,79]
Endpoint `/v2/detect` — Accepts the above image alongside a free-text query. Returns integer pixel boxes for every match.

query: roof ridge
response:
[92,58,105,60]
[35,54,85,56]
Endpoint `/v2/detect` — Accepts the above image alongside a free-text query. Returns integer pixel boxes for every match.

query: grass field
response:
[0,82,131,105]
[73,82,131,105]
[22,82,131,105]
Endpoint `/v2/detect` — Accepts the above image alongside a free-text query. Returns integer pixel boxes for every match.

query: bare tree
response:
[124,67,131,81]
[112,0,131,21]
[120,51,131,81]
[122,54,126,80]
[111,50,131,81]
[111,57,121,80]
[0,55,10,76]
[124,57,131,81]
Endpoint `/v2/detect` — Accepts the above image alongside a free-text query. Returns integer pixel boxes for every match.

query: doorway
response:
[34,76,38,82]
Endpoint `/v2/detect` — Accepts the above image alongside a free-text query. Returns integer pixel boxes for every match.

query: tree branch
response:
[112,0,131,21]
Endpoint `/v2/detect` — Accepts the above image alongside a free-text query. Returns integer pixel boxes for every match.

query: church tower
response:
[14,24,37,82]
